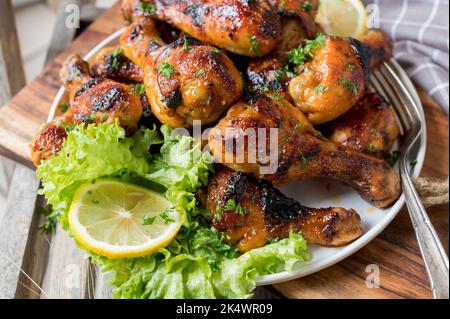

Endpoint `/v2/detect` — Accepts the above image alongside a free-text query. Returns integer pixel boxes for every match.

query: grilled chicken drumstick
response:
[205,165,363,252]
[247,17,318,95]
[120,18,243,127]
[91,47,145,84]
[324,92,400,158]
[121,0,282,57]
[208,93,401,208]
[31,121,67,166]
[289,32,393,124]
[60,54,143,134]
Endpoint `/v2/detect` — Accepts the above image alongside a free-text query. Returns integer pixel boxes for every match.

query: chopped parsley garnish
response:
[273,93,284,101]
[248,36,262,57]
[86,113,96,122]
[386,151,401,167]
[160,209,175,224]
[213,205,223,222]
[110,47,122,70]
[156,61,175,77]
[278,0,286,9]
[410,160,418,167]
[59,102,69,113]
[267,237,280,244]
[340,79,359,95]
[299,155,307,168]
[295,122,302,130]
[274,68,285,81]
[182,37,190,51]
[212,47,222,54]
[223,199,247,216]
[214,199,247,221]
[276,65,299,80]
[367,144,377,154]
[347,63,356,71]
[139,2,156,14]
[190,228,238,270]
[143,215,156,225]
[315,83,327,93]
[195,68,206,77]
[38,207,60,234]
[288,33,327,66]
[134,83,146,96]
[301,1,314,12]
[194,207,212,218]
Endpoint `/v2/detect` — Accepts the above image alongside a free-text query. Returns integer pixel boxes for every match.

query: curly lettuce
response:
[36,123,310,299]
[93,231,309,299]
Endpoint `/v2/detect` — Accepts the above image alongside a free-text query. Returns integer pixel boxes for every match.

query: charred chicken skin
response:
[247,1,321,93]
[324,92,400,158]
[120,18,243,127]
[206,165,363,252]
[208,93,401,208]
[30,121,67,166]
[361,30,394,68]
[121,0,282,57]
[247,18,314,94]
[91,47,145,83]
[60,54,143,134]
[269,0,319,37]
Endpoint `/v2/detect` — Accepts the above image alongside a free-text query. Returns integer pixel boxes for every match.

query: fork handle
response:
[401,160,449,299]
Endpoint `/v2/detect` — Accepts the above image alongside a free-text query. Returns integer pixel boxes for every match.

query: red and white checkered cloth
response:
[364,0,449,113]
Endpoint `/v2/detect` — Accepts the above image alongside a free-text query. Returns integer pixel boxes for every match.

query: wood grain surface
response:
[0,3,448,299]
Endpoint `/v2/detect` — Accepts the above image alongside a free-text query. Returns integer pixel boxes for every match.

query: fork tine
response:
[379,62,449,299]
[379,63,423,142]
[382,61,423,129]
[370,72,406,136]
[372,68,411,133]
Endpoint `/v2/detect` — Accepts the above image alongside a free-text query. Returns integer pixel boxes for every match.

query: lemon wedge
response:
[316,0,368,39]
[68,180,180,259]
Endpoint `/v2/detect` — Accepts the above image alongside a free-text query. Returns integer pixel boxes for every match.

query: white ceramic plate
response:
[48,29,427,287]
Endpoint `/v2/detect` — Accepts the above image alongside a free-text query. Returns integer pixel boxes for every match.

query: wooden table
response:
[0,3,448,299]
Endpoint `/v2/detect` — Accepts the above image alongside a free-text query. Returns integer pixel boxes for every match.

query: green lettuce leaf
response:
[213,232,310,298]
[36,123,310,299]
[93,231,309,299]
[37,123,160,228]
[146,125,213,192]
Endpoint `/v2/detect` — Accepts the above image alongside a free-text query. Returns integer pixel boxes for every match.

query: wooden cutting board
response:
[0,3,448,299]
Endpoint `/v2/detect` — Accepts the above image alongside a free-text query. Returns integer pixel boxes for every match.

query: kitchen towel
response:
[364,0,449,113]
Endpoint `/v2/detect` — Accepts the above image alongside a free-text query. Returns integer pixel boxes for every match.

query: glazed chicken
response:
[120,18,243,127]
[245,1,320,93]
[288,34,371,124]
[324,92,400,158]
[30,121,67,166]
[206,165,363,252]
[247,17,316,94]
[269,0,319,35]
[60,54,143,134]
[91,47,145,83]
[121,0,282,57]
[361,30,394,68]
[287,30,393,125]
[208,93,401,208]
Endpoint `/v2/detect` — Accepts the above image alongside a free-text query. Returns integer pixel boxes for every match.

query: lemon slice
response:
[316,0,368,39]
[68,180,180,259]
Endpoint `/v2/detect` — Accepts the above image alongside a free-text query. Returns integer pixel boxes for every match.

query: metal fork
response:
[370,60,449,299]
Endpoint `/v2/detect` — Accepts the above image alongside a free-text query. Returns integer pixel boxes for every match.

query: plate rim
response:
[47,29,428,287]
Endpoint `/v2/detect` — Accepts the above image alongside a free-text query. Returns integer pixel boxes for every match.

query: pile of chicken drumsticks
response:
[31,0,402,253]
